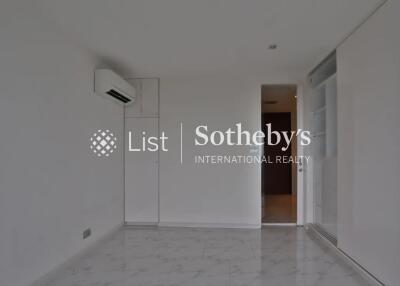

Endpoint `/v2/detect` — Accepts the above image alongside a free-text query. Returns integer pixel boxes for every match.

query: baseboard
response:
[306,224,384,286]
[158,222,261,229]
[30,223,123,286]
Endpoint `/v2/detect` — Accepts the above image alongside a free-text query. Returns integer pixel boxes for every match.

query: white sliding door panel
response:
[125,118,158,223]
[337,1,400,284]
[309,53,338,241]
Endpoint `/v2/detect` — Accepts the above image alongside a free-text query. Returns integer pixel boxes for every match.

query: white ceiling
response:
[36,0,382,77]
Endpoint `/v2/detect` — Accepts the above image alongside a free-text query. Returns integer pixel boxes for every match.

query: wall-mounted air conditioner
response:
[95,69,135,105]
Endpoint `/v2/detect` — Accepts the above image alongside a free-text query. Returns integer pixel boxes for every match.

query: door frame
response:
[260,84,305,226]
[296,85,304,226]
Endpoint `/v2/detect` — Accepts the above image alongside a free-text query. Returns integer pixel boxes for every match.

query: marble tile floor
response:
[40,226,371,286]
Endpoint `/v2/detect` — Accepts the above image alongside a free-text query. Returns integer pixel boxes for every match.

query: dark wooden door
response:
[262,113,292,195]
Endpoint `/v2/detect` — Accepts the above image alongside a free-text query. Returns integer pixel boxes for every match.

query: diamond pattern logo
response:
[90,130,117,157]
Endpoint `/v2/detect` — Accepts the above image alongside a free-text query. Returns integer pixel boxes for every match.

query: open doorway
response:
[261,85,297,224]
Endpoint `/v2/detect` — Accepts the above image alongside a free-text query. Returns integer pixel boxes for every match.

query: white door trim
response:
[260,84,305,227]
[296,85,305,226]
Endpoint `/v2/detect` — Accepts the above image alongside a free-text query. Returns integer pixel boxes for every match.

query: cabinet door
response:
[125,78,159,117]
[125,79,142,117]
[141,78,159,117]
[125,118,158,223]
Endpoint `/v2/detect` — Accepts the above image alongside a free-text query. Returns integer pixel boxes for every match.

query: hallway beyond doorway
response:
[262,194,297,223]
[261,85,298,224]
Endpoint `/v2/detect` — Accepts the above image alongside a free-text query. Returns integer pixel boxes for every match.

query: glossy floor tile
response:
[40,227,371,286]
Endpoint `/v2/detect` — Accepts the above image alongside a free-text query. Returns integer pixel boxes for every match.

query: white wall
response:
[336,1,400,285]
[0,3,124,286]
[158,74,297,228]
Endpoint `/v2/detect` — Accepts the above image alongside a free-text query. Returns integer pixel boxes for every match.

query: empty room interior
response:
[1,1,399,286]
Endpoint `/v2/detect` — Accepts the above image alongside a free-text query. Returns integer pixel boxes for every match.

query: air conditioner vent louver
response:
[94,69,135,105]
[106,89,132,103]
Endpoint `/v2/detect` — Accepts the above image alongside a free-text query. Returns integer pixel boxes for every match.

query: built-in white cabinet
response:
[309,53,337,241]
[125,78,159,117]
[124,78,159,224]
[125,117,158,223]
